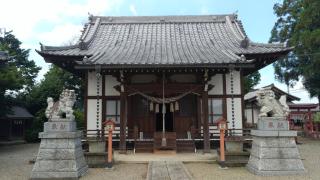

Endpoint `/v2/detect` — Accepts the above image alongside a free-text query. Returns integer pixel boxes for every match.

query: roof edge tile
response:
[92,14,236,24]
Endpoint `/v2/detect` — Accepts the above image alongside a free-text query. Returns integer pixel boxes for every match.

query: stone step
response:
[218,159,248,167]
[217,150,250,167]
[153,149,176,154]
[135,141,154,153]
[84,152,108,168]
[176,140,195,153]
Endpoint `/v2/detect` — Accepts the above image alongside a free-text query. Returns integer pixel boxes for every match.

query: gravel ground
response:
[185,138,320,180]
[0,137,319,180]
[0,143,147,180]
[0,143,37,180]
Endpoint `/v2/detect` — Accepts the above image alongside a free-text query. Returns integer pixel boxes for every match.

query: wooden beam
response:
[208,94,242,98]
[125,83,203,96]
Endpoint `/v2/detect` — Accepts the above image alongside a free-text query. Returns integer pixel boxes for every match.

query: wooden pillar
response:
[8,119,12,140]
[84,71,88,130]
[222,74,227,120]
[197,97,202,130]
[240,70,245,128]
[22,120,26,140]
[202,91,210,153]
[251,102,254,125]
[119,92,127,153]
[101,75,106,130]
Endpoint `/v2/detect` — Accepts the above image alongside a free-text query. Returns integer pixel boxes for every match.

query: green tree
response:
[270,0,320,102]
[244,71,261,93]
[20,65,84,142]
[21,65,84,114]
[0,31,40,117]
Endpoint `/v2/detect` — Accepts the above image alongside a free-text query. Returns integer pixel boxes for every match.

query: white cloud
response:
[0,0,123,42]
[37,23,83,46]
[129,4,138,16]
[0,0,124,81]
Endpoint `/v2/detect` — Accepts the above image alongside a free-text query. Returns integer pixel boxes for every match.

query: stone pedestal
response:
[84,140,107,167]
[30,120,88,180]
[220,138,249,167]
[246,117,306,176]
[225,140,243,152]
[88,140,106,153]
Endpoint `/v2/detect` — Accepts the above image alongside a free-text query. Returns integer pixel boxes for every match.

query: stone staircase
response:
[176,140,196,153]
[153,132,177,153]
[217,139,251,167]
[218,149,250,167]
[134,140,154,153]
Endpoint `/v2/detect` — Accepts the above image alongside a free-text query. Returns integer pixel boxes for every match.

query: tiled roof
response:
[244,84,300,102]
[289,103,319,109]
[2,106,33,119]
[37,14,292,67]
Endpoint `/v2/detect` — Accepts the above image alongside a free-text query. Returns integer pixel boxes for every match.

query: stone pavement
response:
[115,150,216,163]
[146,161,193,180]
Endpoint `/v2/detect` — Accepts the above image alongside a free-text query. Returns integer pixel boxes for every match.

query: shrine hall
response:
[37,14,291,153]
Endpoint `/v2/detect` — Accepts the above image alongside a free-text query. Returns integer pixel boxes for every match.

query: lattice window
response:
[106,100,121,124]
[208,98,223,124]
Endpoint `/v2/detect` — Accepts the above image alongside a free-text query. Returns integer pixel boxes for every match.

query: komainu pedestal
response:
[246,117,306,176]
[30,121,88,180]
[30,90,88,179]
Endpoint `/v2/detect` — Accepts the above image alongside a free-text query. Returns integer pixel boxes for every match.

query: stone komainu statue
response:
[45,89,76,121]
[256,90,290,117]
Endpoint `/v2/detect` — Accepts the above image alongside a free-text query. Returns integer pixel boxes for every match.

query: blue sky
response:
[0,0,317,103]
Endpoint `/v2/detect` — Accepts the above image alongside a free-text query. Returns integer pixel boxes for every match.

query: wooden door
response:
[174,94,198,138]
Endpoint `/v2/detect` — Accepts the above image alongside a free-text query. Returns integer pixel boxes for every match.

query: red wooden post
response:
[104,119,115,168]
[217,118,227,168]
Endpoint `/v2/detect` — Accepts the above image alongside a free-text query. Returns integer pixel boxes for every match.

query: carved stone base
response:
[31,119,88,180]
[246,132,306,176]
[247,116,305,176]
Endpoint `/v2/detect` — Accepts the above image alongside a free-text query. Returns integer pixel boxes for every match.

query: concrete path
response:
[146,161,193,180]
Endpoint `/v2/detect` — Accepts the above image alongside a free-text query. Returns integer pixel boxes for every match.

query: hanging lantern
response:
[150,102,154,111]
[155,104,159,113]
[170,103,174,112]
[175,101,179,111]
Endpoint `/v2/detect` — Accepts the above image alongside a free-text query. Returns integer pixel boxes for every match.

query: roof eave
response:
[74,63,255,70]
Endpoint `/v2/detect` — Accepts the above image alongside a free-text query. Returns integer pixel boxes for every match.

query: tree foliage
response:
[19,65,84,142]
[20,65,84,114]
[313,112,320,123]
[0,31,84,142]
[270,0,320,101]
[0,31,40,117]
[244,71,261,93]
